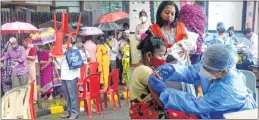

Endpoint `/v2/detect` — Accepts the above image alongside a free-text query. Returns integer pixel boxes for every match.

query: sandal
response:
[69,116,78,119]
[61,114,70,118]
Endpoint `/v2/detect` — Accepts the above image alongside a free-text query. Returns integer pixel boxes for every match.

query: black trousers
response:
[116,58,123,83]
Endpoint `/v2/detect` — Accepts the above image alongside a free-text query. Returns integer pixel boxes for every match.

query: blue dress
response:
[150,63,257,119]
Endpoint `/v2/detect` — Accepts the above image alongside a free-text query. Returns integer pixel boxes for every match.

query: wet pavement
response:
[38,100,130,119]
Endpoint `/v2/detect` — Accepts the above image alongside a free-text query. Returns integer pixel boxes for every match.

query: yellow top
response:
[129,65,153,101]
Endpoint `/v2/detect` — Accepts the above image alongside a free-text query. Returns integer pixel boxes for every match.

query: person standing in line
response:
[107,32,118,86]
[59,39,85,119]
[23,38,38,101]
[1,37,29,89]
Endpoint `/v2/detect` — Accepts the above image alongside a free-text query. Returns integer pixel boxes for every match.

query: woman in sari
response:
[130,36,166,119]
[38,45,54,100]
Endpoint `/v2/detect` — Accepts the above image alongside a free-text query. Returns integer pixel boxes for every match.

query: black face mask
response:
[164,20,173,26]
[229,33,233,37]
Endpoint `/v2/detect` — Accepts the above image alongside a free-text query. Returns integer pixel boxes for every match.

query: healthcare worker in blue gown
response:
[149,44,257,119]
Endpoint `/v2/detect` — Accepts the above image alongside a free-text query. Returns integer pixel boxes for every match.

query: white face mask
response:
[199,66,217,80]
[140,16,147,23]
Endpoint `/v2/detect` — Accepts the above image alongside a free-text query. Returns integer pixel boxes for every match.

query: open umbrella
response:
[0,21,38,34]
[39,20,75,31]
[98,22,123,31]
[99,10,129,23]
[79,27,104,36]
[31,27,55,45]
[69,22,84,28]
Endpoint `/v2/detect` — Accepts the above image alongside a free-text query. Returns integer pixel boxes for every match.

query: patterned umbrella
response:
[99,10,129,23]
[79,27,104,36]
[0,21,38,34]
[98,22,123,31]
[31,27,55,45]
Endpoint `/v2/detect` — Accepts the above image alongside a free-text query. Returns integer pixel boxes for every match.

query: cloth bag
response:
[65,48,84,70]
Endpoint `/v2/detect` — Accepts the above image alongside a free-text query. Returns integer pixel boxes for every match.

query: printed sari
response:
[39,50,53,95]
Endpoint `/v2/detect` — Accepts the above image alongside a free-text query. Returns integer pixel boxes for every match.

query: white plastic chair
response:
[13,87,28,119]
[240,70,258,103]
[1,89,20,119]
[23,81,33,119]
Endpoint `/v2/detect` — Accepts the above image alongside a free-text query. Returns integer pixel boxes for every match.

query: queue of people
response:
[130,1,257,119]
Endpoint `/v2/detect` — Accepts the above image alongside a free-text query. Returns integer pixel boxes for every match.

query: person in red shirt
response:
[23,38,38,102]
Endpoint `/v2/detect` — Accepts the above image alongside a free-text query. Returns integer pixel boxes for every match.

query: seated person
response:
[149,44,257,119]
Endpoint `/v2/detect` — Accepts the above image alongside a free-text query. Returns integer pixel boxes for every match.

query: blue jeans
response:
[61,78,79,117]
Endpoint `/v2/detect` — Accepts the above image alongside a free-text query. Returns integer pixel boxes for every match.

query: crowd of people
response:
[0,0,258,119]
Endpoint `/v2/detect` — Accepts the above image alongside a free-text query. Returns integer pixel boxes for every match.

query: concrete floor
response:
[38,100,130,119]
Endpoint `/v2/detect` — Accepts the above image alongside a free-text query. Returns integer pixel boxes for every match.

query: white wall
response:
[254,2,258,34]
[208,2,243,31]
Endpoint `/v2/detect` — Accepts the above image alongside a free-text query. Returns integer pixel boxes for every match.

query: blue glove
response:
[149,74,166,94]
[157,64,176,81]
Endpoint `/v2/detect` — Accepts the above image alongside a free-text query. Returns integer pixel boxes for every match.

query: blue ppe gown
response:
[149,63,257,119]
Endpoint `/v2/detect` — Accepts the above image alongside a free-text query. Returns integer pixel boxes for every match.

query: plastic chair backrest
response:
[240,70,257,102]
[29,80,36,119]
[85,73,101,98]
[80,64,88,83]
[89,61,99,74]
[1,89,20,119]
[107,69,119,91]
[14,87,28,118]
[22,80,36,119]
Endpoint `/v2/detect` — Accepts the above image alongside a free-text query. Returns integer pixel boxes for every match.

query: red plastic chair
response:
[81,73,103,118]
[100,69,121,110]
[78,64,88,111]
[126,87,129,104]
[29,80,36,119]
[89,61,99,74]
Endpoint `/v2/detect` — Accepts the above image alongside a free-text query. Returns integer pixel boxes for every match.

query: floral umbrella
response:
[79,27,104,36]
[31,27,55,45]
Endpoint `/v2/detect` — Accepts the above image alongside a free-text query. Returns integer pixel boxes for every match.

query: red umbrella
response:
[0,21,38,34]
[99,10,129,23]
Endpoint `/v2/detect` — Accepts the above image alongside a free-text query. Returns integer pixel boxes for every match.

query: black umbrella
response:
[69,22,84,28]
[98,22,123,31]
[39,20,75,31]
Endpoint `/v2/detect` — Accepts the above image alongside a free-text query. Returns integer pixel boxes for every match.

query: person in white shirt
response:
[107,32,118,86]
[242,28,258,65]
[57,39,85,119]
[135,10,152,41]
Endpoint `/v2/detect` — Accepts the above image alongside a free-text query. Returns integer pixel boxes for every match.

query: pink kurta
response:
[84,40,97,62]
